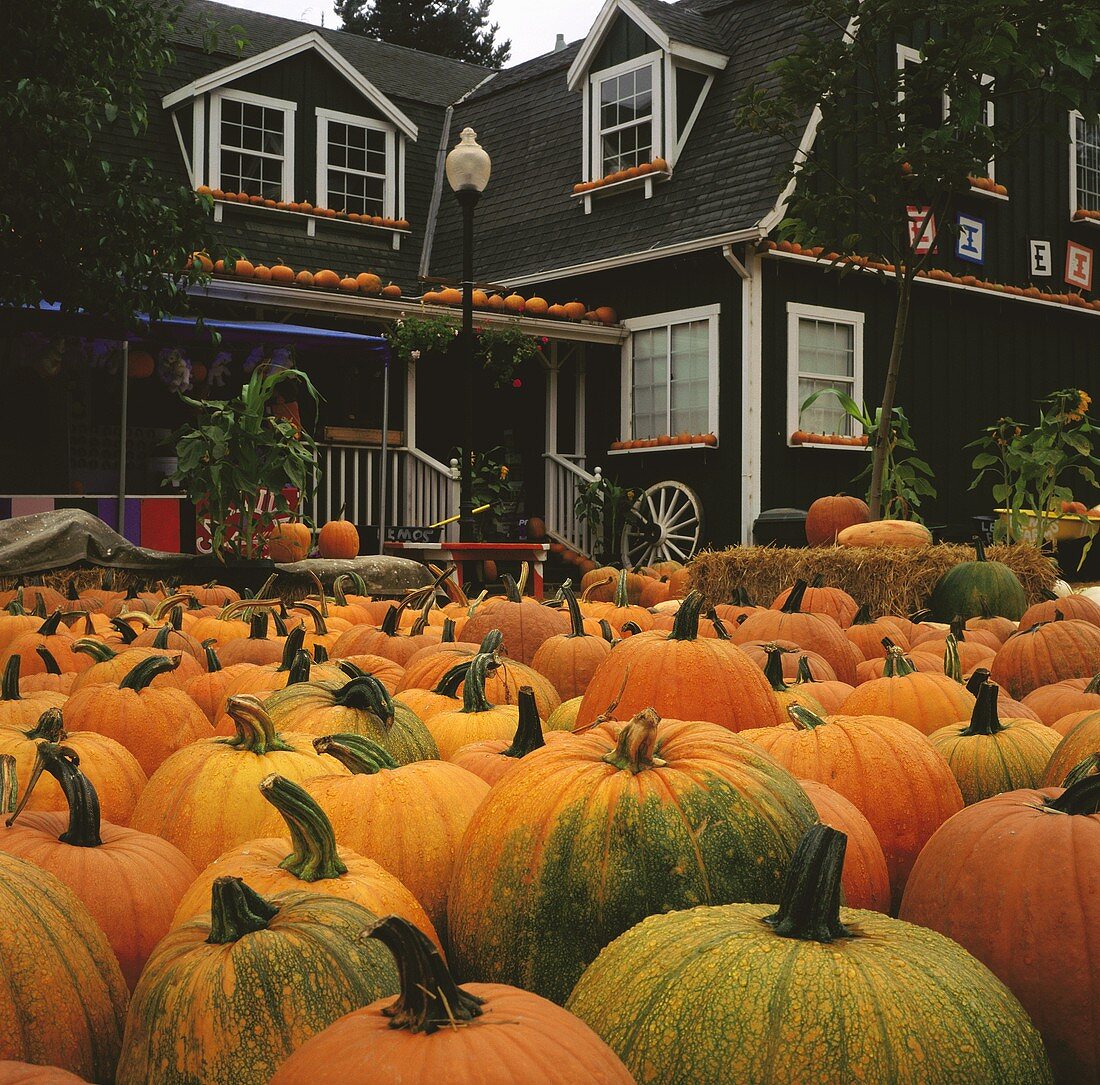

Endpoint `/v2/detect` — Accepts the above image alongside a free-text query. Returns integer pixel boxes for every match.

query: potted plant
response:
[170,363,320,562]
[968,389,1100,559]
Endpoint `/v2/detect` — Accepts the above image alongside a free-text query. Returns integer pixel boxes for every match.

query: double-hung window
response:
[1072,111,1100,215]
[788,303,865,441]
[316,108,396,218]
[211,90,295,201]
[591,54,661,179]
[623,306,719,440]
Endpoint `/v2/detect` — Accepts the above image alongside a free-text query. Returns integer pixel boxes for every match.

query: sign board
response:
[1065,241,1094,291]
[907,206,937,254]
[195,486,298,556]
[956,214,986,265]
[1029,240,1052,277]
[385,525,443,544]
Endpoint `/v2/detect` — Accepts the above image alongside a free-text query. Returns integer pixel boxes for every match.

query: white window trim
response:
[1070,109,1100,216]
[209,88,297,202]
[315,107,397,219]
[621,304,720,440]
[588,50,663,181]
[787,302,865,445]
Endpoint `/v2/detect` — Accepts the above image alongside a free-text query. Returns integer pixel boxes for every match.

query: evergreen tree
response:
[335,0,511,69]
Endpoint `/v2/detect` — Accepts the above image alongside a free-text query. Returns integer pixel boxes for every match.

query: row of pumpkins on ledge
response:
[422,289,618,324]
[572,156,671,194]
[0,561,1095,1083]
[196,185,411,231]
[188,252,404,298]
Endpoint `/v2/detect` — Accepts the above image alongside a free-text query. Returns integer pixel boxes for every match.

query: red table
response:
[383,541,551,599]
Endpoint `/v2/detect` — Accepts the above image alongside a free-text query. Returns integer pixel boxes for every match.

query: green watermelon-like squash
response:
[930,538,1027,621]
[566,824,1053,1085]
[447,710,817,1005]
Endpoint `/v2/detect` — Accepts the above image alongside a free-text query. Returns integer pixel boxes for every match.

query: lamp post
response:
[445,127,491,544]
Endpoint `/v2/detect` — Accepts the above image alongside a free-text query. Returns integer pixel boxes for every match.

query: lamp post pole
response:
[457,187,480,544]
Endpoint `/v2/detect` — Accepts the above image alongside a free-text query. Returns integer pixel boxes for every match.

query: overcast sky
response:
[212,0,606,63]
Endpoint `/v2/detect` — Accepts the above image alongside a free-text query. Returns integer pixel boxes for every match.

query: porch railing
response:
[544,452,601,558]
[312,443,460,540]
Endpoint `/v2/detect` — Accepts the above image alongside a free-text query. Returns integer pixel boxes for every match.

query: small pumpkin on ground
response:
[567,825,1053,1085]
[269,915,634,1085]
[115,877,400,1085]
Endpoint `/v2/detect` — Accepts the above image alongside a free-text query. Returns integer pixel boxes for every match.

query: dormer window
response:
[317,109,396,219]
[211,90,296,201]
[594,57,659,177]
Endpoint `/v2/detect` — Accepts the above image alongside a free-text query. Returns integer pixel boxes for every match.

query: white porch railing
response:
[312,443,460,540]
[545,452,601,558]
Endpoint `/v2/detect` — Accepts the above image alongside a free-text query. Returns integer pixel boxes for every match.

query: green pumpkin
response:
[566,824,1053,1085]
[447,710,816,1005]
[115,878,399,1085]
[930,538,1027,621]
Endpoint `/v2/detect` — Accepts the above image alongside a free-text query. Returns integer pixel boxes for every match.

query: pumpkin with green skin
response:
[0,852,128,1082]
[567,825,1053,1085]
[900,775,1100,1085]
[116,878,399,1085]
[929,682,1060,804]
[447,709,816,1004]
[263,674,439,762]
[170,774,441,949]
[930,537,1028,621]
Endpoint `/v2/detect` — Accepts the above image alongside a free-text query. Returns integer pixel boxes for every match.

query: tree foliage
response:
[739,0,1100,517]
[0,0,222,322]
[336,0,511,69]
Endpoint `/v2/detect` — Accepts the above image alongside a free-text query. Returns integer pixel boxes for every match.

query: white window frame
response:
[209,88,296,202]
[588,50,663,182]
[315,107,397,219]
[621,304,720,440]
[1071,109,1100,216]
[787,302,865,445]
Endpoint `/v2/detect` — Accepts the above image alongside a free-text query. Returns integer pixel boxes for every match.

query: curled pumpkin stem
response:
[603,708,664,773]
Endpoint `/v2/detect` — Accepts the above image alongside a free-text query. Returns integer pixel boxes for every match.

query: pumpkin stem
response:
[943,634,962,683]
[882,646,916,678]
[8,743,102,847]
[762,824,852,943]
[1084,673,1100,695]
[1046,772,1100,816]
[621,621,643,636]
[223,696,295,754]
[788,704,828,731]
[1061,753,1100,789]
[276,625,307,672]
[72,638,119,663]
[461,653,497,714]
[503,687,544,759]
[109,617,139,644]
[248,609,271,641]
[502,574,522,603]
[762,644,793,692]
[598,619,616,643]
[313,733,399,775]
[733,586,755,607]
[909,608,933,623]
[434,659,474,697]
[293,601,328,635]
[37,610,65,636]
[151,624,175,650]
[119,653,180,691]
[0,754,18,815]
[795,656,817,684]
[202,640,222,673]
[781,580,809,615]
[207,876,280,944]
[949,616,966,640]
[668,592,704,641]
[965,668,991,697]
[26,707,66,743]
[1,657,21,701]
[259,774,347,882]
[961,682,1004,736]
[366,914,485,1033]
[973,536,988,563]
[440,618,456,644]
[313,644,329,663]
[613,569,629,608]
[851,603,873,626]
[380,602,401,636]
[709,610,731,640]
[333,675,395,725]
[34,647,62,675]
[562,586,587,639]
[602,708,665,773]
[286,650,313,686]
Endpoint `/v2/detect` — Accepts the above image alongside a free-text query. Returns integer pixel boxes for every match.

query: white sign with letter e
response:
[1029,240,1052,277]
[907,206,937,254]
[956,214,985,265]
[1065,241,1094,291]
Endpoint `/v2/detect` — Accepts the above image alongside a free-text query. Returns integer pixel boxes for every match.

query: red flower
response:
[512,378,523,388]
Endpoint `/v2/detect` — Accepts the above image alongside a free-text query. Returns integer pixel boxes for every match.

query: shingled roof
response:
[629,0,729,53]
[428,0,827,284]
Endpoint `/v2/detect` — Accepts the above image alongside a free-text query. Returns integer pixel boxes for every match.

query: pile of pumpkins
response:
[422,288,618,325]
[189,250,404,298]
[0,553,1096,1085]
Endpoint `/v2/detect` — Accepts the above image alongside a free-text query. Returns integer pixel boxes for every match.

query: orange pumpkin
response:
[460,573,569,666]
[990,615,1100,698]
[771,576,859,628]
[267,521,311,562]
[1022,672,1100,725]
[422,653,522,760]
[805,494,870,545]
[1019,593,1100,628]
[530,587,612,700]
[0,656,67,729]
[317,519,359,559]
[1042,709,1100,786]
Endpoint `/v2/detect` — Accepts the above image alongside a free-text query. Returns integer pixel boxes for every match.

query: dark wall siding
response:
[760,257,1098,530]
[593,16,656,71]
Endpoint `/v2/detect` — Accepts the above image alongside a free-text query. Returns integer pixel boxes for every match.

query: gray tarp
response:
[0,509,431,594]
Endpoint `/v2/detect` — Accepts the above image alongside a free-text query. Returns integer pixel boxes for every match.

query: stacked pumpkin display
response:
[0,558,1096,1084]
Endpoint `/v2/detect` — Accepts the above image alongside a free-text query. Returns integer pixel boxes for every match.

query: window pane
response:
[670,320,710,435]
[799,378,853,436]
[798,318,854,377]
[1078,115,1100,212]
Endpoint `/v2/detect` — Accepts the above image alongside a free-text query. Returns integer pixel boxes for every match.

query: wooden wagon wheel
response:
[621,481,704,568]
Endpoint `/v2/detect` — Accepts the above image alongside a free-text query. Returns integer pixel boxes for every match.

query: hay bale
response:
[687,544,1058,618]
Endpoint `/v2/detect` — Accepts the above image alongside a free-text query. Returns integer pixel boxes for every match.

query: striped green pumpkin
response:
[567,825,1053,1085]
[447,711,816,1004]
[116,878,399,1085]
